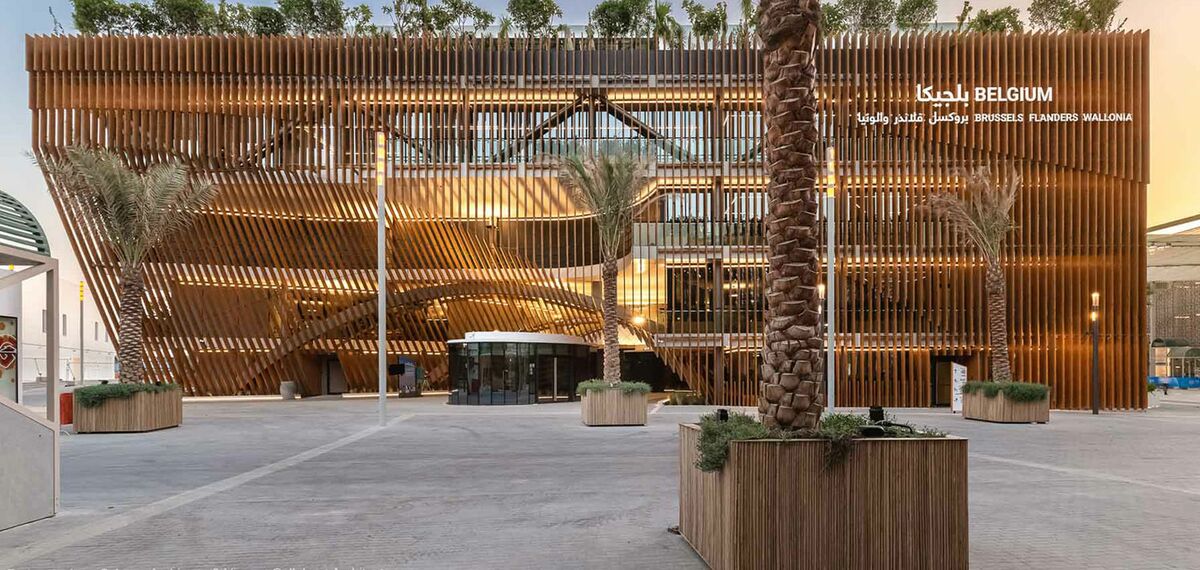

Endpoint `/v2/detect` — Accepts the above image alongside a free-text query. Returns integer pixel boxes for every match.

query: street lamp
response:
[376,132,388,426]
[1091,291,1100,415]
[825,146,837,411]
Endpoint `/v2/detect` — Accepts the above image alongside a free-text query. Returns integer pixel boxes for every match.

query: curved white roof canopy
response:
[447,331,593,346]
[0,190,50,261]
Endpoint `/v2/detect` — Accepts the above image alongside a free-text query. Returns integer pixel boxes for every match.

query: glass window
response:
[448,341,598,405]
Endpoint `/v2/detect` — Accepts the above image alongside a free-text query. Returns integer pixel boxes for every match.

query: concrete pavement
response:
[1,395,1199,569]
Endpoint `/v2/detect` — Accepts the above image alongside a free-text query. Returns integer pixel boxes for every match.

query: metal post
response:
[1091,291,1100,415]
[825,147,837,411]
[79,281,84,388]
[376,132,387,426]
[45,263,58,424]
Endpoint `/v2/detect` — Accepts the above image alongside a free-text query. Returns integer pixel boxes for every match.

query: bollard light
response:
[869,406,885,423]
[1090,291,1100,415]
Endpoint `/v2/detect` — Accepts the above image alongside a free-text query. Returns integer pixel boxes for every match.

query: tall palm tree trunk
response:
[985,261,1013,382]
[757,0,824,430]
[117,268,146,384]
[601,257,621,383]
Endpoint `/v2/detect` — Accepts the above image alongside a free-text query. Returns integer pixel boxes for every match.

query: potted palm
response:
[926,168,1050,423]
[43,147,215,432]
[557,146,653,427]
[676,2,968,568]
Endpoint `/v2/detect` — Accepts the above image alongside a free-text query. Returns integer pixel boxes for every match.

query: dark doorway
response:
[931,356,968,407]
[323,357,347,395]
[621,350,687,392]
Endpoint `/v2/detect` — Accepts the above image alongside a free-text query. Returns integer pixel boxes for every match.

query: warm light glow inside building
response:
[29,34,1149,408]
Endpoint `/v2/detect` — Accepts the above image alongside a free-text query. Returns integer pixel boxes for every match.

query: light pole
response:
[79,281,84,388]
[825,146,837,411]
[1091,291,1100,415]
[376,132,388,426]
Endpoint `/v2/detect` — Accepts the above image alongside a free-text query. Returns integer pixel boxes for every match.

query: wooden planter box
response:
[963,391,1050,423]
[74,389,183,433]
[679,424,968,570]
[581,390,647,426]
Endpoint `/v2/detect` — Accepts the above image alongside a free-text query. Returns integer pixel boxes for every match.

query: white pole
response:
[376,132,387,426]
[79,282,84,388]
[825,147,837,411]
[46,262,58,424]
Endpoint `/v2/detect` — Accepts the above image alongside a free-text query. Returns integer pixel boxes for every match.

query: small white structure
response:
[0,395,57,530]
[0,191,63,528]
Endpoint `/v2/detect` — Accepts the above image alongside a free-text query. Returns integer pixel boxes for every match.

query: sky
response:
[0,0,1194,287]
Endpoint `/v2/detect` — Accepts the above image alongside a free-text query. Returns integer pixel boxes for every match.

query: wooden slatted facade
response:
[27,33,1148,408]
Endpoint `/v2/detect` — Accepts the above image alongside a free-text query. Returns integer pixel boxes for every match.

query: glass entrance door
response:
[536,354,562,403]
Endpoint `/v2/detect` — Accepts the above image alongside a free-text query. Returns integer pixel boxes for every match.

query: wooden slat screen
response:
[28,33,1148,408]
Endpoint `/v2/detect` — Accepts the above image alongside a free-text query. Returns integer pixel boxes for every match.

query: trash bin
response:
[59,392,73,425]
[280,381,297,400]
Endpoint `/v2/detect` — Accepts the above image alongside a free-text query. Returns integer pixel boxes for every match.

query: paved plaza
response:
[3,393,1200,569]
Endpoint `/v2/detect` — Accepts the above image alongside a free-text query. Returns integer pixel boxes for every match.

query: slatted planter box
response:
[963,391,1050,424]
[581,390,647,426]
[678,424,969,570]
[74,388,183,433]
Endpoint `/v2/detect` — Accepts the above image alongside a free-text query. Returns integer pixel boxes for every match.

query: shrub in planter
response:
[577,380,650,426]
[962,381,1050,423]
[679,412,967,569]
[665,390,706,405]
[74,382,179,408]
[74,382,182,433]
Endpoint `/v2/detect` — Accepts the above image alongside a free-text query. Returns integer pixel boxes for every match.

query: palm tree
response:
[557,147,652,385]
[756,0,823,430]
[42,147,217,385]
[737,0,757,41]
[925,168,1019,382]
[651,2,684,45]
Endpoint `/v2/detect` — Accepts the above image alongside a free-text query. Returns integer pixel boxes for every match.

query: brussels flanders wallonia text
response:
[854,84,1134,127]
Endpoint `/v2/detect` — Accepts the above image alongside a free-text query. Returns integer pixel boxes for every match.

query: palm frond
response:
[923,167,1020,263]
[37,146,217,271]
[556,145,653,262]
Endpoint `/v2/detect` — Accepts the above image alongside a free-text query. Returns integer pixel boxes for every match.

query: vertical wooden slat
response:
[28,34,1147,409]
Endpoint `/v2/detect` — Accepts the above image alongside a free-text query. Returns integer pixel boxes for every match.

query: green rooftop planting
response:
[74,382,179,408]
[69,0,1120,40]
[575,379,651,396]
[962,381,1050,403]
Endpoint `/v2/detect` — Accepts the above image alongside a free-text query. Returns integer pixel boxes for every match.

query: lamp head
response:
[825,146,837,196]
[1091,291,1100,308]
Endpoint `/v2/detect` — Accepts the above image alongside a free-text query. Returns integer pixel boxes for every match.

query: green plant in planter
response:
[1147,381,1160,394]
[74,382,179,409]
[575,379,652,396]
[667,390,706,405]
[695,411,945,472]
[695,412,771,471]
[962,380,1049,402]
